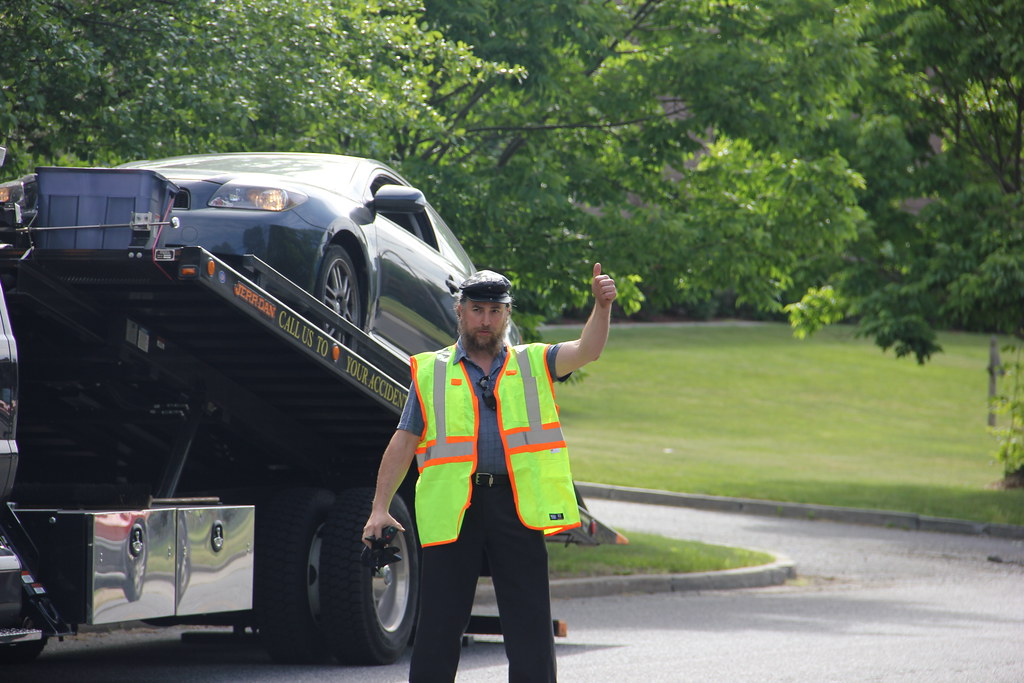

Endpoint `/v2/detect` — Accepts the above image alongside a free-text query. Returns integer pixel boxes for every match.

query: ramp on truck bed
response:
[0,246,409,502]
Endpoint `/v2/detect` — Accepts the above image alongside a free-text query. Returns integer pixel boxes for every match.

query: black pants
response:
[409,483,556,683]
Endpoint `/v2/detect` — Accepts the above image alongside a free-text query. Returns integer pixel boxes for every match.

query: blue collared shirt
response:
[398,341,564,475]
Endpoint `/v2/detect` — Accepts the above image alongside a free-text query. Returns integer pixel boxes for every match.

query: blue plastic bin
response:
[34,167,178,249]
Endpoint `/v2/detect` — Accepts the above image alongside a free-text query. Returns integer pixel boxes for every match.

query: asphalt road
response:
[6,498,1023,682]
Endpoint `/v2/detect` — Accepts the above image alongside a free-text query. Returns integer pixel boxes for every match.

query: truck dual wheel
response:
[320,487,419,665]
[254,487,336,664]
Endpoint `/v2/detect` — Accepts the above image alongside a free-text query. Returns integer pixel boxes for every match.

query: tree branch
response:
[496,137,525,169]
[931,66,1011,192]
[466,111,671,135]
[492,0,668,170]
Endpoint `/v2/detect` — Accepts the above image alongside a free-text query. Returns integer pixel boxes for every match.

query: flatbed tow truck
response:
[0,154,621,666]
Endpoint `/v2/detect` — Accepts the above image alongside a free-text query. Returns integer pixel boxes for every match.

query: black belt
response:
[473,472,510,487]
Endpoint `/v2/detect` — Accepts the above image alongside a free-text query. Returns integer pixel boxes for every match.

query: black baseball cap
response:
[459,270,512,304]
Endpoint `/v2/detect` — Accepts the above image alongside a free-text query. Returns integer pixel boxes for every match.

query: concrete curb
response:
[474,553,796,605]
[576,481,1024,540]
[552,553,797,600]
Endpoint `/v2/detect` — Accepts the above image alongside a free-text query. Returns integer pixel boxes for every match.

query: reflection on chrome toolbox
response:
[15,506,254,625]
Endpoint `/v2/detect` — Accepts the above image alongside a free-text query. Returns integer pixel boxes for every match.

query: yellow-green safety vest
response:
[410,343,581,547]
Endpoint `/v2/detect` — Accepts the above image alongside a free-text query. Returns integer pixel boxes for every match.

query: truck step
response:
[0,627,44,645]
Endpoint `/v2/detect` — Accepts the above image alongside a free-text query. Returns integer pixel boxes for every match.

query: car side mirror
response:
[371,184,427,215]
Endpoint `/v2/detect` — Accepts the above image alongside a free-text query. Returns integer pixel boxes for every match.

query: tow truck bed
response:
[1,246,408,503]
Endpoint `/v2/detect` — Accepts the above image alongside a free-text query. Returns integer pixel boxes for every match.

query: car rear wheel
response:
[316,246,363,341]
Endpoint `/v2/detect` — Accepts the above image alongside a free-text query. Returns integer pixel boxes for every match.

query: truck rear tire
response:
[320,487,419,665]
[254,487,335,664]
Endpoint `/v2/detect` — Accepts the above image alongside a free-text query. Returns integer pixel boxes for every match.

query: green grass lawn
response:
[547,530,774,578]
[544,322,1023,526]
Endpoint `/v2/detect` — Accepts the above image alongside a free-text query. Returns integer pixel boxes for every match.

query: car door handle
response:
[446,276,460,294]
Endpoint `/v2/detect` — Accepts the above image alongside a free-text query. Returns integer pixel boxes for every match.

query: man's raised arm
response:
[555,262,617,377]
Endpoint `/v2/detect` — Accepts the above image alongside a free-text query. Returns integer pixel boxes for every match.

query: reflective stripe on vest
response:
[411,343,580,546]
[415,347,477,465]
[500,344,564,454]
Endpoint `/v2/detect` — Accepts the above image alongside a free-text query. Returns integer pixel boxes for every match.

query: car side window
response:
[371,175,438,250]
[427,206,475,274]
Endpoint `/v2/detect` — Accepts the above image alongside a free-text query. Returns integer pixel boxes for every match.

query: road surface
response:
[5,498,1022,682]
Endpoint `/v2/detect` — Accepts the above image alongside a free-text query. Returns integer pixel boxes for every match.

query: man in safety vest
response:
[363,263,617,682]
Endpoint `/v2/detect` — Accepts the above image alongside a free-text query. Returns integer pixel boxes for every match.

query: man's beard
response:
[458,312,508,357]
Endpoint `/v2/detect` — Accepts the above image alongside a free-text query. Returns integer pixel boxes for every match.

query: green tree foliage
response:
[413,0,876,321]
[992,344,1024,479]
[802,0,1024,363]
[3,1,1022,473]
[0,0,521,173]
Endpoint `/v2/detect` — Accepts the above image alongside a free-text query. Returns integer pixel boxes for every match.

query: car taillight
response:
[208,181,308,212]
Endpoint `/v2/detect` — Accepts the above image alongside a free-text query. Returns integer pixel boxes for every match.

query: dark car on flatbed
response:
[120,152,493,356]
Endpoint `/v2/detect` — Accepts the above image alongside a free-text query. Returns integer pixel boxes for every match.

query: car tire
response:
[316,246,363,341]
[320,487,419,665]
[254,487,336,664]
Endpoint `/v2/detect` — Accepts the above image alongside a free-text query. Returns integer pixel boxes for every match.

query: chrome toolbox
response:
[15,505,254,624]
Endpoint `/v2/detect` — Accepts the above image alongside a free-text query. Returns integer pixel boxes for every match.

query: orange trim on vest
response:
[410,354,430,444]
[543,521,583,536]
[422,536,462,548]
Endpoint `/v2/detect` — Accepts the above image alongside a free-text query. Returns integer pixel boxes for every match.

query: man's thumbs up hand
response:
[592,263,617,308]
